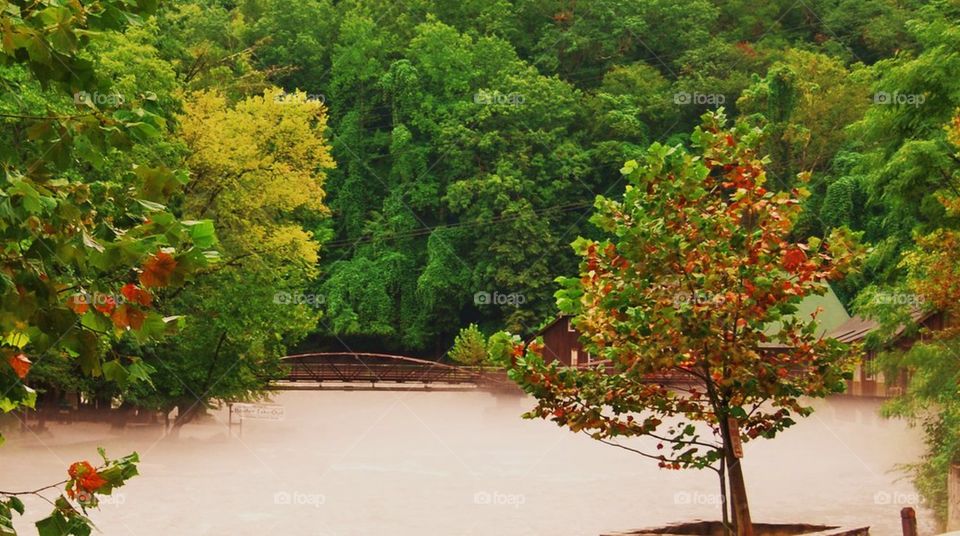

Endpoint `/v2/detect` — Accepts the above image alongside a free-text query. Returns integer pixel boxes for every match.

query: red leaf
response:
[67,294,89,315]
[121,283,139,302]
[139,251,177,288]
[8,353,30,379]
[94,295,116,315]
[68,461,107,494]
[121,283,153,306]
[111,304,145,330]
[782,247,807,271]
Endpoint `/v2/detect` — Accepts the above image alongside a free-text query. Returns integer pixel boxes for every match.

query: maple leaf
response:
[139,251,177,288]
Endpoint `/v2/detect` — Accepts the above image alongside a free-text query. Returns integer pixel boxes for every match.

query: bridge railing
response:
[276,352,496,386]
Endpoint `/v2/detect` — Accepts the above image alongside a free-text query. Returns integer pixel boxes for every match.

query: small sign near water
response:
[230,403,285,421]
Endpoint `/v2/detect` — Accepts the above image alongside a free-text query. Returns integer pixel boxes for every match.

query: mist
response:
[1,392,930,535]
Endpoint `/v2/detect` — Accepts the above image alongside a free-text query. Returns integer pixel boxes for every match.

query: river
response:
[0,391,934,535]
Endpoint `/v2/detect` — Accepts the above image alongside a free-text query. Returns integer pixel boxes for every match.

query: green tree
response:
[830,5,960,288]
[866,111,960,528]
[449,324,487,365]
[0,0,217,531]
[126,88,334,425]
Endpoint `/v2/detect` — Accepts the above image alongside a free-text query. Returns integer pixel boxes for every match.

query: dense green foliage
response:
[52,0,938,360]
[0,0,210,532]
[160,0,940,356]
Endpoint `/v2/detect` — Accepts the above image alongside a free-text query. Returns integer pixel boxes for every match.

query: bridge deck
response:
[274,352,508,390]
[272,353,701,392]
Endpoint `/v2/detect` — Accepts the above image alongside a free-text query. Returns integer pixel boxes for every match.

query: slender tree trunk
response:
[703,366,752,535]
[173,401,200,429]
[719,457,732,536]
[720,416,753,536]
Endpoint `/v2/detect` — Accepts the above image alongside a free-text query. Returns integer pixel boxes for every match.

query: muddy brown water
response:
[0,392,935,535]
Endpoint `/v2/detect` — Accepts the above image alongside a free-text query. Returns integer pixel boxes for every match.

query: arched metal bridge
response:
[274,352,508,390]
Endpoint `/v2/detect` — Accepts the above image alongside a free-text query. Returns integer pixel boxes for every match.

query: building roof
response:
[762,283,851,340]
[532,287,941,353]
[827,308,934,344]
[530,314,569,340]
[828,315,879,344]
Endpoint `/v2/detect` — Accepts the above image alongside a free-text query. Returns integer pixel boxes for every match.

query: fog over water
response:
[1,391,933,536]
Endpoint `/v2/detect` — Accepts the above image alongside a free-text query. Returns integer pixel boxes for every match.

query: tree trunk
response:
[948,463,960,531]
[173,401,200,428]
[720,416,753,536]
[719,457,732,536]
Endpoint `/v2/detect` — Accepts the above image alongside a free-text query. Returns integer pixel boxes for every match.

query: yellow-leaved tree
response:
[125,88,335,425]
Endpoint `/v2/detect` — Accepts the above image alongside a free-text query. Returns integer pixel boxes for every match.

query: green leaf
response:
[77,330,101,377]
[126,359,155,386]
[102,360,129,388]
[35,513,68,536]
[21,387,36,409]
[183,220,216,248]
[7,497,24,516]
[729,406,748,420]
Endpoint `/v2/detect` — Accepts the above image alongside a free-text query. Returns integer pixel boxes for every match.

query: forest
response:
[2,0,960,534]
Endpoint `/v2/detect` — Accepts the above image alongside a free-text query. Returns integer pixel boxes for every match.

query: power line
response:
[321,200,595,250]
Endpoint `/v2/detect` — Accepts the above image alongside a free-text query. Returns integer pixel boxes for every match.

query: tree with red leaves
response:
[506,110,862,535]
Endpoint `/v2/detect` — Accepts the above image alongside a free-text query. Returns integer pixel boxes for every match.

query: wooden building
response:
[530,314,592,367]
[830,309,947,398]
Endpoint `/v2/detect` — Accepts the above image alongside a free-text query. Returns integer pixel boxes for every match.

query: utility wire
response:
[321,200,595,250]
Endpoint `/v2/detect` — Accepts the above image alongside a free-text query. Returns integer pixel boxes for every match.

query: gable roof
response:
[762,283,851,339]
[527,314,571,342]
[828,308,936,344]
